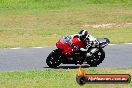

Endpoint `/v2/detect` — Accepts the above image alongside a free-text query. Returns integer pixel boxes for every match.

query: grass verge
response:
[0,68,131,88]
[0,0,132,47]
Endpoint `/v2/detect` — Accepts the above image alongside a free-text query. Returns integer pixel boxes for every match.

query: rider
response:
[56,29,98,60]
[70,30,98,52]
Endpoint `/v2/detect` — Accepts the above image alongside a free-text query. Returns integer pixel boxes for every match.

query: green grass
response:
[0,68,131,88]
[0,0,132,47]
[0,0,132,10]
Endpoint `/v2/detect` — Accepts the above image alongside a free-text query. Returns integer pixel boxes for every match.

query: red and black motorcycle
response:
[46,35,110,68]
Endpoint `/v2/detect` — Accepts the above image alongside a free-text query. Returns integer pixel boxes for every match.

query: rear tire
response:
[46,49,62,68]
[87,48,105,67]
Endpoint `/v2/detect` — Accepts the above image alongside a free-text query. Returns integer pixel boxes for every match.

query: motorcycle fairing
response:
[56,37,86,55]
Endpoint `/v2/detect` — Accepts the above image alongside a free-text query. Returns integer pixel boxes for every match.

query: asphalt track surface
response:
[0,44,132,72]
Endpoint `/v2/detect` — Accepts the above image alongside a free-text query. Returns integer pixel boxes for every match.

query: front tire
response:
[46,49,62,68]
[87,48,105,67]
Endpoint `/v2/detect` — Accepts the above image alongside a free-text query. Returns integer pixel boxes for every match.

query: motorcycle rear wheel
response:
[86,48,105,67]
[46,49,62,68]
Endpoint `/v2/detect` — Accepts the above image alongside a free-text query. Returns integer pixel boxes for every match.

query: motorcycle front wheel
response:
[46,49,62,68]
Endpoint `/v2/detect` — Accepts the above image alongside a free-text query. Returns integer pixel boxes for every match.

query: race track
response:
[0,44,132,72]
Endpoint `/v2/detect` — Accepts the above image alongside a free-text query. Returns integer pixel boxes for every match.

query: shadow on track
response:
[43,65,92,69]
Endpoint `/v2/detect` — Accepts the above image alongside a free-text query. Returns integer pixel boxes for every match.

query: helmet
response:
[79,30,88,41]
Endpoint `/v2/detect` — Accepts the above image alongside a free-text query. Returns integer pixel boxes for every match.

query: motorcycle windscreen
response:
[56,35,74,54]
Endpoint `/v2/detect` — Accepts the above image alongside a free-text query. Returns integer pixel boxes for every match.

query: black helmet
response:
[79,30,88,41]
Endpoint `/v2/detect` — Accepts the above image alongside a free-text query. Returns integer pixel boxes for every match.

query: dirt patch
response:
[83,23,132,28]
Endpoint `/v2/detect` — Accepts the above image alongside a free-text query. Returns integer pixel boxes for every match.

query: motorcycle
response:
[46,35,110,68]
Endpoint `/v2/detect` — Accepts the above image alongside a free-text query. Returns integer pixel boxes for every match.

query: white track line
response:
[32,47,44,49]
[124,43,132,45]
[8,43,132,50]
[10,48,22,50]
[108,44,117,45]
